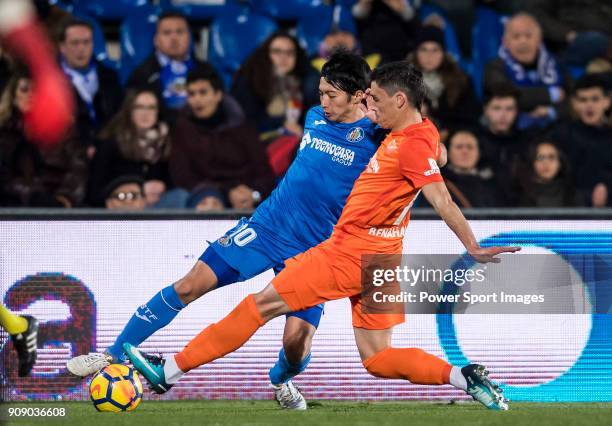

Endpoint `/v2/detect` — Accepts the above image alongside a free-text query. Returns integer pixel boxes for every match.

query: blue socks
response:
[106,284,185,362]
[269,348,311,385]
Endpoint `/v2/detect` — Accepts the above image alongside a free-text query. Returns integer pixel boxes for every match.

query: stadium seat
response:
[251,0,329,21]
[73,0,148,21]
[471,6,507,99]
[119,4,162,84]
[296,4,355,57]
[160,0,243,20]
[208,12,278,88]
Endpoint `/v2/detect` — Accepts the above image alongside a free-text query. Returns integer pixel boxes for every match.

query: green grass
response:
[1,401,611,426]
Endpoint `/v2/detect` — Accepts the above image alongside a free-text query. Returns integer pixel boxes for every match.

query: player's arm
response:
[0,0,74,146]
[399,137,518,263]
[421,182,520,263]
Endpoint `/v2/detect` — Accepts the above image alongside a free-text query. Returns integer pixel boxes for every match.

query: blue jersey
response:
[251,106,383,254]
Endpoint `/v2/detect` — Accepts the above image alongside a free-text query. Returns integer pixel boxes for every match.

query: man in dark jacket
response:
[477,83,526,204]
[170,64,275,209]
[58,18,122,154]
[126,11,203,113]
[548,74,612,207]
[483,13,571,131]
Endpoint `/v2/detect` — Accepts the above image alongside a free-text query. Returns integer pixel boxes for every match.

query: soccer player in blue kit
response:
[67,52,445,409]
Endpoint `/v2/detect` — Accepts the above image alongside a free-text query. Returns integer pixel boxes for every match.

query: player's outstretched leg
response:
[356,328,508,410]
[0,304,38,377]
[124,284,291,394]
[67,259,221,376]
[269,311,321,410]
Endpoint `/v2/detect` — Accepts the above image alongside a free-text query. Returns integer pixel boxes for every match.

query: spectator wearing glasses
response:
[127,11,203,114]
[88,88,171,207]
[58,18,122,155]
[231,32,310,177]
[103,175,146,211]
[516,141,582,207]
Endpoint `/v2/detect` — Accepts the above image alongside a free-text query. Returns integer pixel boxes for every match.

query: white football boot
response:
[271,380,307,410]
[66,352,112,377]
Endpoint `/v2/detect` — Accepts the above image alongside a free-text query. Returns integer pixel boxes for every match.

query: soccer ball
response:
[90,364,143,412]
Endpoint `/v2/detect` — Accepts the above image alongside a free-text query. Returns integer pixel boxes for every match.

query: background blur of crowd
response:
[0,0,610,211]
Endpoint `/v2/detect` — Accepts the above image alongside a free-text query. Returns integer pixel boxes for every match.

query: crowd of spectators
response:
[0,0,611,211]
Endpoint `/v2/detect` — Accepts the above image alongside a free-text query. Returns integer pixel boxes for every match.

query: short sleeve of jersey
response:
[398,136,443,188]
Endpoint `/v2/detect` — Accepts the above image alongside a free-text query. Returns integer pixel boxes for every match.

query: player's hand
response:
[468,246,521,264]
[359,98,377,123]
[437,142,447,167]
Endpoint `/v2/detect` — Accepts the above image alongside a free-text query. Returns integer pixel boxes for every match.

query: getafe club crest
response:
[346,127,364,143]
[218,236,231,247]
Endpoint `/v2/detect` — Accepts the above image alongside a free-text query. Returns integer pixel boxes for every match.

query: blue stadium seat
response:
[471,6,507,98]
[296,4,355,57]
[252,0,329,20]
[119,4,162,84]
[208,12,278,88]
[160,0,242,20]
[73,0,148,20]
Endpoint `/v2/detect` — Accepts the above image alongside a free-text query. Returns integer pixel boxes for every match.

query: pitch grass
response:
[2,401,611,426]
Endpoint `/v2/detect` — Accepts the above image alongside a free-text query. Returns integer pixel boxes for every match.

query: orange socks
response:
[175,295,265,372]
[363,347,451,385]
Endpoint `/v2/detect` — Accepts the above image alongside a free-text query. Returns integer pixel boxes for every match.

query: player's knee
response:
[253,286,288,322]
[174,263,217,304]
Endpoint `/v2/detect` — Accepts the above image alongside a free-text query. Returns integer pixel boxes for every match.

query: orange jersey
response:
[333,118,443,252]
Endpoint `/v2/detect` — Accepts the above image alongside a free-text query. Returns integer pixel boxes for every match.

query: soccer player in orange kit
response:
[126,62,520,410]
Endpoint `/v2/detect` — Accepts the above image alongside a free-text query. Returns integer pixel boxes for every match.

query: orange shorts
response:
[271,238,405,330]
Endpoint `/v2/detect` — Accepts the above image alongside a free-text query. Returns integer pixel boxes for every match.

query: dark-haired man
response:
[477,83,525,205]
[549,74,612,207]
[127,11,203,111]
[169,63,275,208]
[58,18,122,152]
[125,61,518,411]
[69,52,423,410]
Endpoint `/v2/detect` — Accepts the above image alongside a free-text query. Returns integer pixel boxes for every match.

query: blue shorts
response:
[199,218,324,328]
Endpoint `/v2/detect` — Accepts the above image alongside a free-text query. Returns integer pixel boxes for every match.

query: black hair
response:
[320,50,371,96]
[59,18,93,42]
[483,82,520,105]
[156,10,189,31]
[232,31,307,104]
[370,61,426,110]
[573,74,608,96]
[186,64,223,92]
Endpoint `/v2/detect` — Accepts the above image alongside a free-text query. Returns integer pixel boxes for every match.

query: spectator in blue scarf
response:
[58,18,122,156]
[484,13,571,132]
[127,11,204,115]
